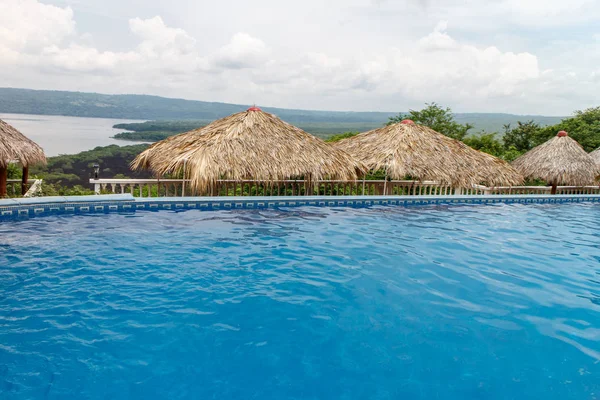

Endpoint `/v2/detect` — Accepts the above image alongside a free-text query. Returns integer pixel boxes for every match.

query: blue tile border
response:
[1,194,599,222]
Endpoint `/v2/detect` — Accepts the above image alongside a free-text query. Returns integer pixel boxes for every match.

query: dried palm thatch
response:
[0,119,46,167]
[590,147,600,169]
[132,107,365,190]
[333,120,523,187]
[512,131,598,190]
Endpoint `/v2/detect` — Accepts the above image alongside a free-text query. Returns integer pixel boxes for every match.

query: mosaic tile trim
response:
[0,201,136,221]
[1,195,599,222]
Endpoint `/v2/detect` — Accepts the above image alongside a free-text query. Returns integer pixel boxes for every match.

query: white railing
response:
[90,179,600,197]
[89,178,489,198]
[24,179,43,197]
[6,179,42,197]
[89,178,600,198]
[484,186,600,195]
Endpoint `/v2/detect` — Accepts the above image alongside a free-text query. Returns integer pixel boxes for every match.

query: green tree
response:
[534,107,600,152]
[502,121,541,153]
[31,144,150,187]
[388,102,473,140]
[39,184,95,197]
[463,133,504,158]
[7,164,21,179]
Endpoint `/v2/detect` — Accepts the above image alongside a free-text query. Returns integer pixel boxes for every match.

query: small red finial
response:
[247,105,261,111]
[557,131,568,137]
[401,119,415,125]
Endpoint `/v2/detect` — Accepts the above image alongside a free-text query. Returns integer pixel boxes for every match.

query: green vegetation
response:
[112,120,383,141]
[113,120,210,132]
[463,133,506,158]
[324,132,360,142]
[112,120,210,141]
[30,144,151,188]
[113,131,175,141]
[537,107,600,152]
[388,102,474,140]
[407,104,600,163]
[37,184,96,197]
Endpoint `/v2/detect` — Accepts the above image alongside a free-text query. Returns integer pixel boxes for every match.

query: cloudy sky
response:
[1,0,599,115]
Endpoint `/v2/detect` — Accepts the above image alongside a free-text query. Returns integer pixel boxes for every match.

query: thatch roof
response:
[590,147,600,168]
[333,120,523,187]
[132,107,365,189]
[0,119,46,168]
[512,131,598,186]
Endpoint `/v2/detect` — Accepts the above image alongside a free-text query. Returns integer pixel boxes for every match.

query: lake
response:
[0,113,149,156]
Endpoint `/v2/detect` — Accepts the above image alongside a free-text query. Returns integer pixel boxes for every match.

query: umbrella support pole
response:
[0,166,6,198]
[306,176,314,196]
[21,166,29,196]
[383,175,387,195]
[551,183,557,195]
[181,160,187,197]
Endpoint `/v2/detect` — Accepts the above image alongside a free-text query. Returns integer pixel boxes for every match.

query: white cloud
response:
[129,16,196,57]
[0,0,75,53]
[498,0,600,26]
[212,33,270,69]
[418,20,457,51]
[41,44,137,72]
[0,0,599,115]
[383,29,540,101]
[0,3,261,75]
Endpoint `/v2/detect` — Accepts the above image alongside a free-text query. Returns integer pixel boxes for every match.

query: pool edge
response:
[1,194,599,221]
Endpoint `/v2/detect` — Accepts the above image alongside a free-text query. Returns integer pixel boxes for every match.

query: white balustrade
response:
[89,178,600,198]
[483,186,600,195]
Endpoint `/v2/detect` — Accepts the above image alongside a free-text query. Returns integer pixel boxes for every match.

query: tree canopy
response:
[388,102,473,140]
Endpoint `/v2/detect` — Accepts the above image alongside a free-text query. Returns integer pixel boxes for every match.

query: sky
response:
[1,0,599,115]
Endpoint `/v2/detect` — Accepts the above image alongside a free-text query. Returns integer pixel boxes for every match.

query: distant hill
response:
[452,113,563,134]
[0,87,563,134]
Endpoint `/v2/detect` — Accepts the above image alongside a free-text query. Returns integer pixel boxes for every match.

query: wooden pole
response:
[0,166,7,198]
[383,174,388,195]
[21,166,29,196]
[181,160,186,197]
[306,175,314,196]
[551,182,557,195]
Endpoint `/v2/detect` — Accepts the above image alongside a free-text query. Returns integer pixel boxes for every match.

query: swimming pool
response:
[1,203,599,399]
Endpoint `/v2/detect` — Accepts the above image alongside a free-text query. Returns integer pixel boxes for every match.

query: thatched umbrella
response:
[512,131,598,194]
[0,119,46,197]
[590,147,600,169]
[132,107,365,191]
[333,119,523,188]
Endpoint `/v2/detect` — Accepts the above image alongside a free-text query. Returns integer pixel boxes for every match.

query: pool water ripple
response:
[1,203,600,399]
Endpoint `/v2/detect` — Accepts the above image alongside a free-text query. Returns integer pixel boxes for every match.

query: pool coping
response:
[1,193,599,221]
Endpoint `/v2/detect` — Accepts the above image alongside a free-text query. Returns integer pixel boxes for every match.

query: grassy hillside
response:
[2,88,563,138]
[0,87,395,123]
[453,113,562,134]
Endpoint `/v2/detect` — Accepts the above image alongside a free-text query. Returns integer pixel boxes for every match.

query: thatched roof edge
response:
[0,119,46,167]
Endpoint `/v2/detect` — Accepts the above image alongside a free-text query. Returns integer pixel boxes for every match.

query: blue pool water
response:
[1,203,599,399]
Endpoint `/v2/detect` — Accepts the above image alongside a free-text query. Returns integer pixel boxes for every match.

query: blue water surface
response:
[1,203,600,399]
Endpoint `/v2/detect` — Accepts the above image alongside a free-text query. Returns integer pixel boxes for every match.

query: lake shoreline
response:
[0,113,149,156]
